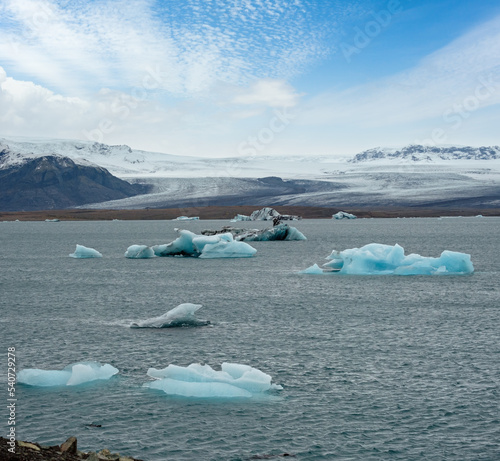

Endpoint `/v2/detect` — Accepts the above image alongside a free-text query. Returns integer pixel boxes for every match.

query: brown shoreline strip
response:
[1,205,499,221]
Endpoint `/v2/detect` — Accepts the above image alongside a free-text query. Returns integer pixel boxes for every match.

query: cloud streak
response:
[0,0,350,96]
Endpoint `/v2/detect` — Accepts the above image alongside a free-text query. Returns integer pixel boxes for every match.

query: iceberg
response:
[143,362,282,398]
[202,223,306,241]
[153,229,256,258]
[174,216,199,221]
[231,214,252,222]
[124,245,155,259]
[18,362,118,387]
[231,207,301,222]
[69,244,103,258]
[332,211,357,219]
[130,303,208,328]
[313,243,474,275]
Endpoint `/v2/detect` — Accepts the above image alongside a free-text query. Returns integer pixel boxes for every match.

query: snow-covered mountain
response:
[1,136,500,211]
[350,145,500,163]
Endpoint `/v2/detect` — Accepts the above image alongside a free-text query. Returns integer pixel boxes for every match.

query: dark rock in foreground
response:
[0,436,142,460]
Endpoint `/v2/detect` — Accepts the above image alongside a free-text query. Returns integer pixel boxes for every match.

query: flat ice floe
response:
[301,243,474,275]
[144,362,282,398]
[152,229,257,258]
[130,303,208,328]
[69,244,102,258]
[17,362,118,387]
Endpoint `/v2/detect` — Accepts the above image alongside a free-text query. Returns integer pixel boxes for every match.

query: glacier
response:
[143,362,282,398]
[17,362,118,387]
[152,229,257,258]
[69,244,103,258]
[301,243,474,275]
[130,303,208,328]
[124,245,155,259]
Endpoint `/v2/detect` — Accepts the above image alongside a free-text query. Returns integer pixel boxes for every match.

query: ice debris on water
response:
[124,244,155,259]
[143,362,283,398]
[130,303,208,328]
[301,243,474,275]
[299,263,324,274]
[69,244,103,258]
[152,229,257,258]
[17,362,118,387]
[332,211,357,219]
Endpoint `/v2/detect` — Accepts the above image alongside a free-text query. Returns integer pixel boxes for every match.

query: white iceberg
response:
[231,207,301,222]
[174,216,199,221]
[332,211,357,219]
[316,243,474,275]
[153,230,256,259]
[124,245,155,259]
[18,362,118,387]
[130,303,208,328]
[69,244,103,258]
[143,362,282,398]
[231,214,252,222]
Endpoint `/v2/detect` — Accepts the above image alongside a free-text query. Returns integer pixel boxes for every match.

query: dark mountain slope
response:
[0,155,148,211]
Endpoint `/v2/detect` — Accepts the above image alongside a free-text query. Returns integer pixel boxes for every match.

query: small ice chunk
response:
[18,362,118,387]
[124,245,155,259]
[332,211,357,219]
[69,244,102,258]
[299,263,324,274]
[144,362,282,398]
[130,303,207,328]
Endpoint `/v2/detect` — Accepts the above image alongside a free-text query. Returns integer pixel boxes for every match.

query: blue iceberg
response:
[124,245,155,259]
[130,303,208,328]
[69,244,102,258]
[152,230,256,259]
[18,362,118,387]
[144,362,282,398]
[301,243,474,275]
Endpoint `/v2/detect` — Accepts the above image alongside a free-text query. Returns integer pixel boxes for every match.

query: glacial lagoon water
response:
[1,218,499,460]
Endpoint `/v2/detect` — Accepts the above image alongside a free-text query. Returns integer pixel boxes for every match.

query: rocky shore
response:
[0,436,142,461]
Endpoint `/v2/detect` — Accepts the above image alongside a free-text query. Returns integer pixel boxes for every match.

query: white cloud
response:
[231,79,301,108]
[0,0,341,97]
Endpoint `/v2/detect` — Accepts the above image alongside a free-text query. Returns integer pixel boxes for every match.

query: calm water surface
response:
[1,218,499,460]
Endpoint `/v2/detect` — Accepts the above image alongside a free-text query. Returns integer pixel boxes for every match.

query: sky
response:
[0,0,500,158]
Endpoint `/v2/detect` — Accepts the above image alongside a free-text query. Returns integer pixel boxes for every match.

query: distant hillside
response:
[0,155,147,211]
[350,145,500,163]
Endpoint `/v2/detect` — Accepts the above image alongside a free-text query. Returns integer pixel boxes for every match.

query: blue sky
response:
[0,0,499,157]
